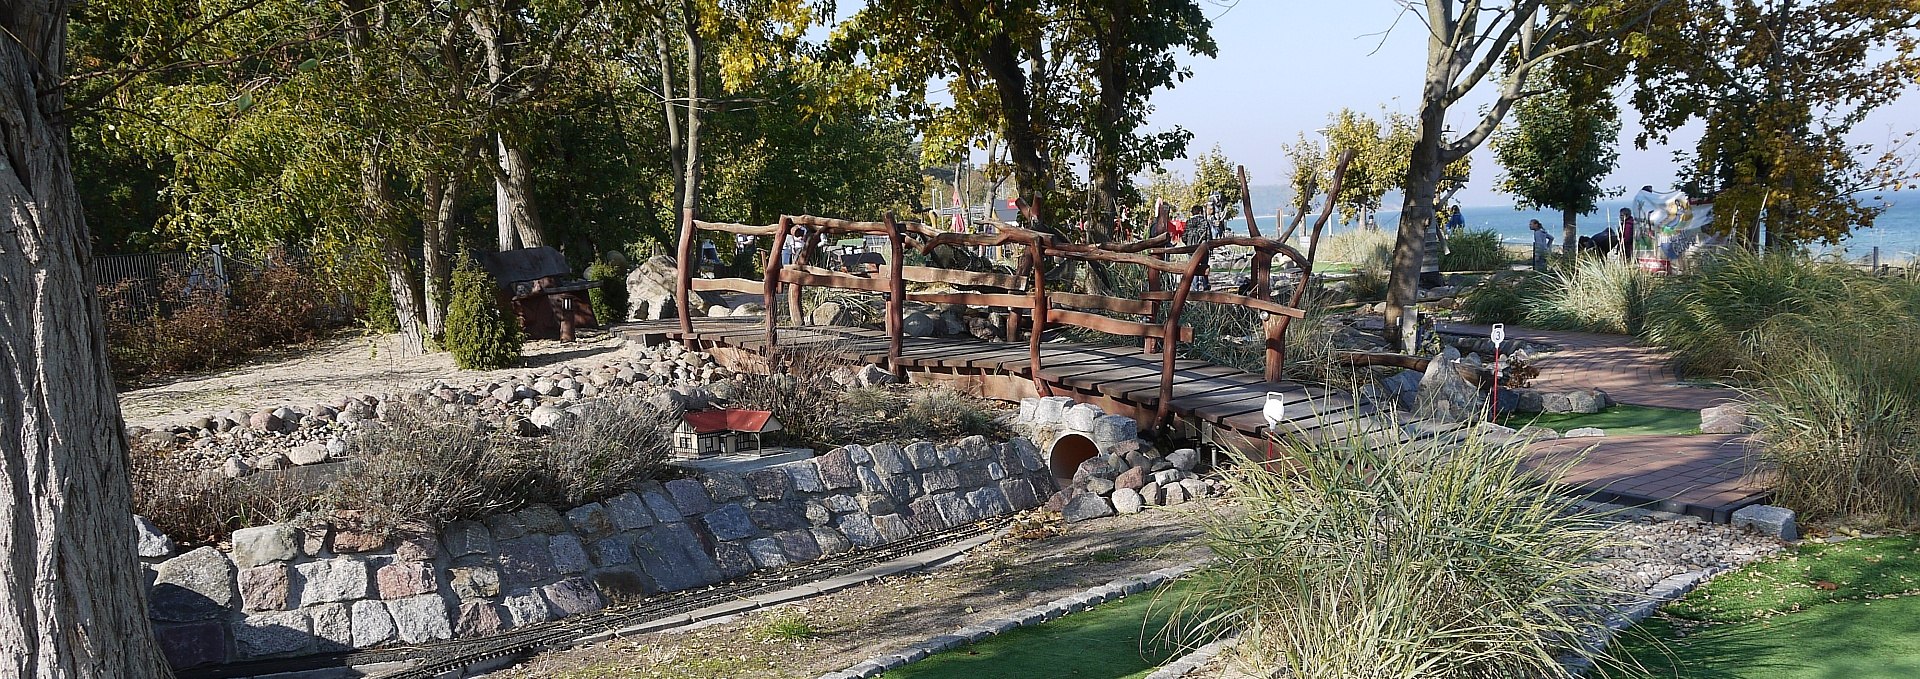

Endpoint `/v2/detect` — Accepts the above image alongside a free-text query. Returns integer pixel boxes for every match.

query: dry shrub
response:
[102,249,343,379]
[899,386,1000,440]
[535,398,676,506]
[730,342,859,449]
[327,407,532,530]
[130,443,311,547]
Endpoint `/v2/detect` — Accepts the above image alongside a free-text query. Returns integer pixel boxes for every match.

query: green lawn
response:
[879,581,1199,679]
[1503,404,1702,437]
[1603,536,1920,678]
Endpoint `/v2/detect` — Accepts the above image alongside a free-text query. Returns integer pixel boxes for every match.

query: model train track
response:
[180,517,1010,679]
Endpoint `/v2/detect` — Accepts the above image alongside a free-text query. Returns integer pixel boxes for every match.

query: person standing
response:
[1530,219,1553,270]
[1618,207,1636,262]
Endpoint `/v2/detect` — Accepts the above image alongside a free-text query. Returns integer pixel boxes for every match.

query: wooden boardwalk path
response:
[613,317,1769,522]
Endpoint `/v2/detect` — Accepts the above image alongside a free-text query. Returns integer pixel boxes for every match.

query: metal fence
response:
[91,247,231,320]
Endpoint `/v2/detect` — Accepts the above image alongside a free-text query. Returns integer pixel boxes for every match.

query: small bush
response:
[731,343,858,449]
[1317,229,1395,272]
[758,607,819,640]
[1176,422,1615,677]
[444,256,522,370]
[535,398,676,506]
[1440,229,1507,272]
[900,387,1000,439]
[1458,272,1546,325]
[130,443,311,547]
[1641,250,1864,377]
[584,259,629,326]
[1521,256,1657,334]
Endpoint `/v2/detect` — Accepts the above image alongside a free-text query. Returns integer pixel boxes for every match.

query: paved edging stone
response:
[1143,633,1240,679]
[813,561,1205,679]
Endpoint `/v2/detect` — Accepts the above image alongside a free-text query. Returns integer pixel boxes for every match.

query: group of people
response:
[1528,207,1641,270]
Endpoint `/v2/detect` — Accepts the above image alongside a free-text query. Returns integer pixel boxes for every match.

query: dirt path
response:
[485,503,1221,679]
[117,330,628,430]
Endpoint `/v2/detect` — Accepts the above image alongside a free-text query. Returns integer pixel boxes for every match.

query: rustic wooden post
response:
[1144,201,1169,355]
[1159,242,1211,425]
[1265,149,1355,383]
[786,223,806,327]
[764,216,792,353]
[1027,236,1050,396]
[676,208,695,340]
[885,211,905,378]
[1238,165,1260,238]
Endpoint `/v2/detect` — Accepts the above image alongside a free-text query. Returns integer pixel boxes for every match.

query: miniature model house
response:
[673,409,783,457]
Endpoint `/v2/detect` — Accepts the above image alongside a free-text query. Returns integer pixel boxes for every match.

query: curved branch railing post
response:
[1266,149,1355,382]
[675,207,696,338]
[1026,235,1051,397]
[884,211,905,378]
[762,215,794,354]
[1158,241,1215,424]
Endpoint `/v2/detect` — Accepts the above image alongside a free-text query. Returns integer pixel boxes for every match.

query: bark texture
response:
[0,2,177,676]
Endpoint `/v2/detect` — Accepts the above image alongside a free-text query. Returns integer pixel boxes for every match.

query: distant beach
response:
[1240,196,1920,264]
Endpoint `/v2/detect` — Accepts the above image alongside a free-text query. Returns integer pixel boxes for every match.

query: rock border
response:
[813,561,1203,679]
[1143,634,1240,679]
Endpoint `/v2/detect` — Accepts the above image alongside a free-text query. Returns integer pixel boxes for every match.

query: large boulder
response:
[1414,357,1485,422]
[902,311,938,337]
[1701,403,1756,434]
[809,301,858,327]
[1061,493,1116,523]
[625,255,678,321]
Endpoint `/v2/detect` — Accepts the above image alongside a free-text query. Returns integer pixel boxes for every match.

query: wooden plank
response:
[899,266,1028,290]
[906,291,1034,308]
[1048,309,1193,341]
[1139,290,1306,318]
[693,220,778,236]
[779,268,890,292]
[1044,360,1164,387]
[689,275,764,294]
[1051,291,1155,316]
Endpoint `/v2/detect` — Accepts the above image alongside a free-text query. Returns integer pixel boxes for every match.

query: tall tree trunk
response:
[680,0,703,218]
[0,3,177,676]
[980,32,1055,231]
[472,9,547,250]
[344,0,427,352]
[495,134,516,251]
[1385,102,1446,351]
[422,170,460,337]
[1086,15,1128,245]
[501,141,546,248]
[1562,206,1578,256]
[655,26,684,213]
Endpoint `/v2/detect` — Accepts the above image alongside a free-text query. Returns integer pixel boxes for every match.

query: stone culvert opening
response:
[1047,433,1099,487]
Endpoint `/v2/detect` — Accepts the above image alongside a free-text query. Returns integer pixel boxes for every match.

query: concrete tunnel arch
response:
[1046,432,1100,487]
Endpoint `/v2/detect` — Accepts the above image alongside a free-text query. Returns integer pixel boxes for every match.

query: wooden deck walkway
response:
[612,318,1768,522]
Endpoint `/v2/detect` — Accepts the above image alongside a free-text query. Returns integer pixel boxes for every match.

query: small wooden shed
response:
[673,409,783,457]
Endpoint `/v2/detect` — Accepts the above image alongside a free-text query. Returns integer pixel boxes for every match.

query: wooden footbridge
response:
[620,155,1768,521]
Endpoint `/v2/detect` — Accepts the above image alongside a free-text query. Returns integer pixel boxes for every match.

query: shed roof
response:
[682,408,779,434]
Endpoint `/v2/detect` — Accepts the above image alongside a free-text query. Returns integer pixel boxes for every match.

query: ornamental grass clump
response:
[1641,250,1865,378]
[1522,255,1657,334]
[444,256,522,370]
[1737,269,1920,521]
[1441,228,1509,272]
[1176,424,1616,678]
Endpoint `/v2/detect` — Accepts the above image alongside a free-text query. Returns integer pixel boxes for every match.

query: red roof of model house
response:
[682,409,778,434]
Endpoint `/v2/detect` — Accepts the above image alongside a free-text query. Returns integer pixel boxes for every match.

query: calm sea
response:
[1241,197,1920,263]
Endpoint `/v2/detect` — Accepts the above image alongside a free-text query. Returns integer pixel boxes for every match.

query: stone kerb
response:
[139,433,1057,670]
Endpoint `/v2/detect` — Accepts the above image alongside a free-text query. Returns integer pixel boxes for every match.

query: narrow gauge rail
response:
[180,517,1012,679]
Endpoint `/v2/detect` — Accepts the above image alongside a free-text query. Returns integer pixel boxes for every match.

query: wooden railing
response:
[669,151,1354,426]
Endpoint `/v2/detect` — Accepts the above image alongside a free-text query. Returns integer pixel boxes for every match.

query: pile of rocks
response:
[1051,445,1221,522]
[131,342,734,478]
[1011,396,1223,522]
[1589,510,1787,599]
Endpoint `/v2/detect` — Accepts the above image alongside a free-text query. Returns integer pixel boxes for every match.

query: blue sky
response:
[1134,1,1920,207]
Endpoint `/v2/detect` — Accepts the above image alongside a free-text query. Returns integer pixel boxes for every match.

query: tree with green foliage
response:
[444,257,523,370]
[1493,61,1622,255]
[1308,108,1471,229]
[1381,0,1655,349]
[838,0,1214,237]
[1631,0,1920,248]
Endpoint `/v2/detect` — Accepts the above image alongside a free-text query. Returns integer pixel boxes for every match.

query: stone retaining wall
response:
[141,434,1057,669]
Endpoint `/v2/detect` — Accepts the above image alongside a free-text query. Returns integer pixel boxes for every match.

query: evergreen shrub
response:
[444,256,522,370]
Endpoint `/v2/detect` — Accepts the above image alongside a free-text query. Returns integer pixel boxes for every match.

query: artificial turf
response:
[878,581,1198,679]
[1503,404,1702,437]
[1602,536,1920,678]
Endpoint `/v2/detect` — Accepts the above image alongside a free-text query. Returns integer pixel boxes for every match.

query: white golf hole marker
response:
[1263,391,1286,428]
[1491,323,1505,346]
